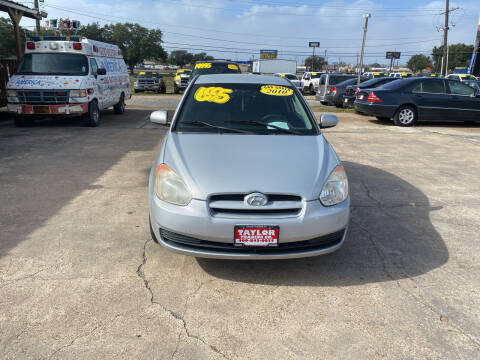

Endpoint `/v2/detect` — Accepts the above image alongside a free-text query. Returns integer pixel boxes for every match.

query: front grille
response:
[208,193,303,218]
[17,89,69,104]
[159,228,345,254]
[138,79,156,85]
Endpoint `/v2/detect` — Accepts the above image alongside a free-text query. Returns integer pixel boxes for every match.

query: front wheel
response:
[113,93,125,114]
[309,84,314,95]
[84,100,100,127]
[393,105,417,127]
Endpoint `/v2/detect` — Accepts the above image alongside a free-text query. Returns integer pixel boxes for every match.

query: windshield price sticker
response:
[195,63,212,69]
[194,86,233,104]
[260,85,294,96]
[227,64,239,70]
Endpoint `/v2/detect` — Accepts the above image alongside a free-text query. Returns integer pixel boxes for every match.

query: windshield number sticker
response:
[194,87,233,104]
[195,63,212,69]
[260,85,293,96]
[227,64,239,70]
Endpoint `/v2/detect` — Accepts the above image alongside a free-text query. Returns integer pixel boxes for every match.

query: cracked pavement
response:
[1,99,479,359]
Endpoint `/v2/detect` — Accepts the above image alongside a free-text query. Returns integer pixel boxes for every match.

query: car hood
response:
[7,75,85,89]
[163,133,339,200]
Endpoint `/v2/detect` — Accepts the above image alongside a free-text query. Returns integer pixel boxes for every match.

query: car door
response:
[411,79,449,120]
[89,58,103,107]
[446,80,480,121]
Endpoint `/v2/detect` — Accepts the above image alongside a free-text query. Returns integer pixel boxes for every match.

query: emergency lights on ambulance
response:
[73,42,82,50]
[26,42,35,50]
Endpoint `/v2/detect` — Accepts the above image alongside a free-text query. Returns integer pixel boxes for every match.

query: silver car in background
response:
[148,74,350,259]
[274,73,303,93]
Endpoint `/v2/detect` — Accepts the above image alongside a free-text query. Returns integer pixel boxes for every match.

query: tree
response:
[168,50,194,67]
[407,54,432,72]
[304,56,327,71]
[192,52,214,62]
[0,18,30,58]
[432,43,474,72]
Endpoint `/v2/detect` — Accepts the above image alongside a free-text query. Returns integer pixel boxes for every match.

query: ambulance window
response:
[90,58,98,75]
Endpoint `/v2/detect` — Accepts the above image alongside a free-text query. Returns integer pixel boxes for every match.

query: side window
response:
[90,58,98,75]
[421,80,446,94]
[449,81,475,96]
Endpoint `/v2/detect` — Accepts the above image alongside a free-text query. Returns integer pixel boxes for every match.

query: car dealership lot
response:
[0,103,479,359]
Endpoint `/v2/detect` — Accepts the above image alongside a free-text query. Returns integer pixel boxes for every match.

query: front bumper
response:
[149,196,350,259]
[7,103,88,115]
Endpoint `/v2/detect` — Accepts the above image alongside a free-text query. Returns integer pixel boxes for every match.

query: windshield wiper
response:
[181,121,253,134]
[225,120,302,135]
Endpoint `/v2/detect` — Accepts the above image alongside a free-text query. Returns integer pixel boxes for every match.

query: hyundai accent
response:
[148,74,350,259]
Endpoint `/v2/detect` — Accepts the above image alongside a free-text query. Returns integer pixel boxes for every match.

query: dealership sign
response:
[309,42,320,48]
[260,50,278,59]
[386,51,401,59]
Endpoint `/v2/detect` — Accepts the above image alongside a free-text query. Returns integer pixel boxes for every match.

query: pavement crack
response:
[48,325,98,359]
[136,239,229,359]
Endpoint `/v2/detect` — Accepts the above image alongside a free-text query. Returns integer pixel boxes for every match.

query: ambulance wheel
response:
[14,116,34,127]
[84,100,100,127]
[114,93,125,114]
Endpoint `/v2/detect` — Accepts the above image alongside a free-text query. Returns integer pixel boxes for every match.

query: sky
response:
[7,0,480,66]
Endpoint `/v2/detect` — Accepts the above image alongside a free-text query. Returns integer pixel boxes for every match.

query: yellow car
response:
[174,69,192,93]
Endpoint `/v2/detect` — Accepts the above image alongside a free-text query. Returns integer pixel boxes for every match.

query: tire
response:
[84,100,100,127]
[160,85,166,94]
[376,116,390,121]
[320,101,329,106]
[309,84,314,95]
[335,104,343,108]
[393,105,417,126]
[113,93,125,114]
[14,116,34,127]
[174,85,179,94]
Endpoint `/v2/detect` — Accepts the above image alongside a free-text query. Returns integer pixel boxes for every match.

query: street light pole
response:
[358,13,371,85]
[34,0,41,34]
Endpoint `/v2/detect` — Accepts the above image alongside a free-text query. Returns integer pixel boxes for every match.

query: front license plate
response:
[33,105,49,113]
[234,226,279,247]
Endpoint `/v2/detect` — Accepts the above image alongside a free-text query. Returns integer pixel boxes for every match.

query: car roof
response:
[196,74,291,85]
[193,59,235,64]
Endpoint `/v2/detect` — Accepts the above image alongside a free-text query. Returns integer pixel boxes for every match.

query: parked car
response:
[415,73,442,78]
[324,77,369,107]
[274,73,302,92]
[301,72,322,94]
[189,60,241,82]
[315,74,357,104]
[173,69,191,93]
[134,72,166,93]
[148,74,349,259]
[363,72,389,79]
[343,77,400,108]
[389,73,413,78]
[7,36,130,127]
[445,74,477,82]
[354,78,480,126]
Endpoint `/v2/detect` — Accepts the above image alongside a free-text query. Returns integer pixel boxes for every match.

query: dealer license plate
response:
[234,226,279,247]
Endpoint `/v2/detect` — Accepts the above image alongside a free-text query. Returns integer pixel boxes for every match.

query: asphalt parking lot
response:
[1,96,479,359]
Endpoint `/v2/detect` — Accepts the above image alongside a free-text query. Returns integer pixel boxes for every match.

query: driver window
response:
[90,58,98,75]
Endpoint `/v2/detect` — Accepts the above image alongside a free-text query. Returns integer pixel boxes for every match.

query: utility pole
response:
[440,1,460,76]
[358,13,371,85]
[34,0,41,34]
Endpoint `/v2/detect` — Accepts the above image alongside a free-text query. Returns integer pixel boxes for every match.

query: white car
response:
[445,74,477,82]
[301,72,322,94]
[7,36,131,127]
[273,73,302,92]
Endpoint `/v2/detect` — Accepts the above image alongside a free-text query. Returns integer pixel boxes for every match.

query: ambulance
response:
[6,36,131,127]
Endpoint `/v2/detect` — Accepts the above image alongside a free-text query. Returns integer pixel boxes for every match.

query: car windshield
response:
[329,75,356,85]
[191,62,241,78]
[17,53,88,76]
[174,83,317,135]
[137,73,160,78]
[284,74,298,80]
[310,73,321,79]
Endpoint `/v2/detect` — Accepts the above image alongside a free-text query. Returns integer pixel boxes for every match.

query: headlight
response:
[320,165,348,206]
[69,89,87,97]
[154,164,192,206]
[7,89,17,97]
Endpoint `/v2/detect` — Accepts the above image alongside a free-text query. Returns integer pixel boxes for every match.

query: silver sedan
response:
[148,74,349,259]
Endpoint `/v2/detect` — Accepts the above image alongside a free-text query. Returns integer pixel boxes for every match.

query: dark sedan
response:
[324,77,368,107]
[343,77,400,108]
[354,78,480,126]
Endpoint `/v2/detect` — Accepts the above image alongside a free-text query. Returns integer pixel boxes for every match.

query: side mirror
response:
[319,113,338,128]
[97,68,107,75]
[150,110,169,125]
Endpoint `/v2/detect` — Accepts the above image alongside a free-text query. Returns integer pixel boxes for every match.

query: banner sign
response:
[260,50,278,59]
[386,51,401,59]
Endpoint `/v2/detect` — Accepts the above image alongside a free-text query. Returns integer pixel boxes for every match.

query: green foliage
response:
[432,43,474,72]
[0,18,29,58]
[168,50,214,66]
[304,56,327,71]
[407,54,432,72]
